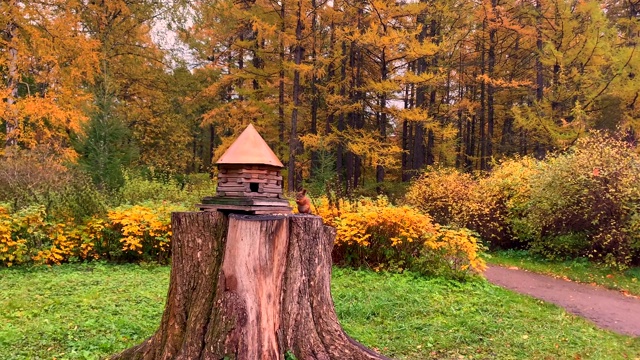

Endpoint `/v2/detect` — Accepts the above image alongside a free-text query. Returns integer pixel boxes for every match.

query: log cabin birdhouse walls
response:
[200,124,293,214]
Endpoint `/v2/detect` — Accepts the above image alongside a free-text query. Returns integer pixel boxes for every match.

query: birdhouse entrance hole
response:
[249,182,259,192]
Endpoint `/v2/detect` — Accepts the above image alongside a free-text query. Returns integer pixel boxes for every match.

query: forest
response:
[2,3,640,358]
[2,0,639,193]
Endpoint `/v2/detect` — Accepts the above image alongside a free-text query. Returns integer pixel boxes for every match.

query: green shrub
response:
[115,171,216,206]
[404,135,640,268]
[528,233,591,261]
[471,157,540,249]
[0,147,106,221]
[521,132,640,267]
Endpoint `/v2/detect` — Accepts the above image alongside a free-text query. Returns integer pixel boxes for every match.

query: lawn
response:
[487,250,640,297]
[0,263,639,360]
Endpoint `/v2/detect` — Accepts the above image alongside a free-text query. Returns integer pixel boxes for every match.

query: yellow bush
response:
[426,227,486,274]
[469,157,540,248]
[405,167,476,226]
[405,159,540,250]
[77,217,106,259]
[316,196,485,277]
[0,202,186,266]
[32,223,76,265]
[30,218,109,265]
[0,205,27,267]
[107,203,183,259]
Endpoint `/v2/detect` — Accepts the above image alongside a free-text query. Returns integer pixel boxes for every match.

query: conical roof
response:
[216,124,284,167]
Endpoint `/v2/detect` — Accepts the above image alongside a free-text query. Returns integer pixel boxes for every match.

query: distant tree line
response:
[1,0,639,193]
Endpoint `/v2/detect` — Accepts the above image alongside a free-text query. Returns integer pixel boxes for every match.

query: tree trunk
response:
[309,0,320,177]
[278,2,286,156]
[288,0,304,192]
[479,20,487,171]
[5,3,19,148]
[487,0,497,171]
[535,0,543,102]
[336,41,348,187]
[109,211,390,360]
[376,49,387,186]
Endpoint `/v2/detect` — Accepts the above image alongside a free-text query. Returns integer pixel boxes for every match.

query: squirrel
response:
[295,189,312,214]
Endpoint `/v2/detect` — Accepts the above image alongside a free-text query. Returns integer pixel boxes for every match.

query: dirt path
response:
[484,265,640,337]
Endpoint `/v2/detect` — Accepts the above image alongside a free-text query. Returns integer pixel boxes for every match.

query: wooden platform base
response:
[198,196,292,214]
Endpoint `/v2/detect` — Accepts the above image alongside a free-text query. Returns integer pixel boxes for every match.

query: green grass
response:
[487,250,640,297]
[0,264,638,360]
[0,263,167,359]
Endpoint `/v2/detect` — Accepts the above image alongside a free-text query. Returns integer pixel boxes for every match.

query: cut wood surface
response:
[109,212,390,360]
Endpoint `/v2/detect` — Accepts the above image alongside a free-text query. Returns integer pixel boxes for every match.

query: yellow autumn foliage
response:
[405,167,475,226]
[316,196,485,277]
[108,203,179,256]
[405,160,540,249]
[0,196,486,276]
[0,206,27,267]
[0,202,185,266]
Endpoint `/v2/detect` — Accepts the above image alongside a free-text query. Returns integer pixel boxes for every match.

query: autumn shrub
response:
[520,133,640,267]
[0,147,68,211]
[116,171,216,206]
[0,204,89,266]
[0,205,28,267]
[404,159,544,251]
[470,157,540,249]
[317,196,485,278]
[0,147,106,220]
[0,202,186,266]
[404,167,476,226]
[412,227,486,279]
[106,202,185,262]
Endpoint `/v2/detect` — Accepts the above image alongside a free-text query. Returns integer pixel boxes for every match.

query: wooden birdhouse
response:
[199,124,292,214]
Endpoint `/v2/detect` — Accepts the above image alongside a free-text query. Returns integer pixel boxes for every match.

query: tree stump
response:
[109,211,391,360]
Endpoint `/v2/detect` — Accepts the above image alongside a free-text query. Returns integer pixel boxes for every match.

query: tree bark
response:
[288,0,305,192]
[487,0,497,171]
[479,19,487,171]
[109,211,390,360]
[5,1,19,148]
[278,2,286,156]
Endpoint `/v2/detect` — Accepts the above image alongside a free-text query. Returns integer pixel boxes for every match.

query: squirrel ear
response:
[302,189,307,195]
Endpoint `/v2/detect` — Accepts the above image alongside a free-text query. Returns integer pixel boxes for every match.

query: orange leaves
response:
[0,0,99,150]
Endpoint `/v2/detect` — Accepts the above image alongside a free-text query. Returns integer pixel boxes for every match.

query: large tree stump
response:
[110,212,391,360]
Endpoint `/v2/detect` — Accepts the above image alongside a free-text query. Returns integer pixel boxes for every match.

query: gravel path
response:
[484,265,640,337]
